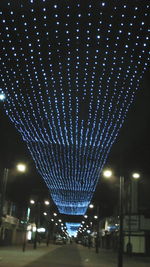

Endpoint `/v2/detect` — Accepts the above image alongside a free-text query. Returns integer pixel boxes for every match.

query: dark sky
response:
[107,70,150,175]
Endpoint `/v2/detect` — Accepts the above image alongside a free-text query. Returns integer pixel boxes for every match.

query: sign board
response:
[3,215,19,225]
[123,215,139,232]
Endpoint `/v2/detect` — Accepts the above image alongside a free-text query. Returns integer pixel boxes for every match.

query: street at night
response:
[0,0,150,266]
[0,243,150,267]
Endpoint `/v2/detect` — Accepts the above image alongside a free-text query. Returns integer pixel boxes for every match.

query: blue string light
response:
[0,1,149,215]
[66,222,81,237]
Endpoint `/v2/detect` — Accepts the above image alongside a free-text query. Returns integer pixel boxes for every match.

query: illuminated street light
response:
[43,212,47,216]
[89,204,94,209]
[127,172,141,256]
[84,215,88,218]
[44,200,50,205]
[58,219,62,222]
[103,169,113,178]
[94,215,98,219]
[30,199,35,205]
[102,168,141,265]
[53,213,57,216]
[132,172,140,179]
[16,163,26,173]
[1,163,27,234]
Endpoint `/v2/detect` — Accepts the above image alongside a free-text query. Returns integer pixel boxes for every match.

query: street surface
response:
[0,243,150,267]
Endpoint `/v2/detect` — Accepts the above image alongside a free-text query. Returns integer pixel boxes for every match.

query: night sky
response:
[0,1,150,219]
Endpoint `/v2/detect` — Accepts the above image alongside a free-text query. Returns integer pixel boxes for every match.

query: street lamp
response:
[103,169,140,267]
[88,203,100,253]
[30,198,51,249]
[16,163,26,173]
[0,164,27,229]
[30,199,35,205]
[103,169,113,178]
[44,200,50,206]
[0,163,27,251]
[127,172,140,256]
[132,173,140,179]
[103,169,124,267]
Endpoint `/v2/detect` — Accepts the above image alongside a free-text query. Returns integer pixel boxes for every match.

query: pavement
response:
[0,243,150,267]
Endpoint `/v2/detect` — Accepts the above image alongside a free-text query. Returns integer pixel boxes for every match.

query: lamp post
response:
[103,169,140,267]
[126,172,140,256]
[0,163,26,243]
[95,205,100,253]
[0,168,9,228]
[118,176,124,267]
[103,169,124,267]
[88,203,100,253]
[30,198,50,249]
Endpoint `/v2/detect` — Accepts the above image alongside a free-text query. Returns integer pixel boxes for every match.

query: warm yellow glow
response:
[103,169,112,178]
[17,163,26,172]
[44,200,50,205]
[132,173,140,179]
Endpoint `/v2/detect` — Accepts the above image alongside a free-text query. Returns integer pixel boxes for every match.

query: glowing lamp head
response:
[103,169,112,178]
[89,204,94,209]
[132,173,140,179]
[30,199,35,204]
[17,163,26,172]
[44,200,50,205]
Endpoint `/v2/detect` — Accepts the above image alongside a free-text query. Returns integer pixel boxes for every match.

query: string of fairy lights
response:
[65,223,81,237]
[0,1,149,215]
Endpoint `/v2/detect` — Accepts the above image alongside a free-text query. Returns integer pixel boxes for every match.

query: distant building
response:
[0,199,25,246]
[98,179,150,255]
